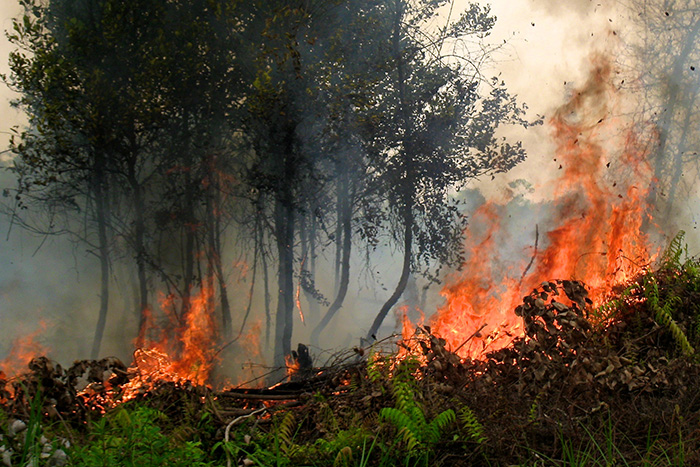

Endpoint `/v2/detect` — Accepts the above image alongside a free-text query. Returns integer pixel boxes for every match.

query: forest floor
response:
[2,236,700,466]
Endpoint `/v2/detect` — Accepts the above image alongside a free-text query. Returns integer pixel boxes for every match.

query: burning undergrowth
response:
[429,55,659,362]
[2,234,700,465]
[0,55,698,465]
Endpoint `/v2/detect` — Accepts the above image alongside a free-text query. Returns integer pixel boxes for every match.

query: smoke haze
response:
[1,0,699,381]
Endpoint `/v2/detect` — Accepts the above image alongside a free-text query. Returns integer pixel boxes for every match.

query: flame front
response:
[134,281,220,388]
[431,56,657,359]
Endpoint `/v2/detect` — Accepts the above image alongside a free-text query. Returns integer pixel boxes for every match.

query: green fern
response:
[458,405,487,444]
[379,359,456,457]
[319,401,339,433]
[642,274,694,356]
[366,351,385,385]
[272,410,300,458]
[277,411,296,446]
[660,230,686,270]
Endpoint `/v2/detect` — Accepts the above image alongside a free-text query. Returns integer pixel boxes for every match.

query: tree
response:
[623,1,700,225]
[5,0,125,358]
[363,0,536,340]
[5,0,242,356]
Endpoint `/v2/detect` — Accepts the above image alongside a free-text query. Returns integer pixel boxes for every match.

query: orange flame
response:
[0,321,49,380]
[430,56,657,359]
[285,353,300,380]
[134,281,220,387]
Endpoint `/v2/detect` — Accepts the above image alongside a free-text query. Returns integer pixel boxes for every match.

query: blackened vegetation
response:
[4,243,700,464]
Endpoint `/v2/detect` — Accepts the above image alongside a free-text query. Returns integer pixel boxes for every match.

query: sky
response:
[0,0,22,140]
[0,0,698,367]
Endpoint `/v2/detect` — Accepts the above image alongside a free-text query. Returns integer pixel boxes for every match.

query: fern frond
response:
[425,409,455,444]
[319,401,339,433]
[333,446,353,467]
[276,411,296,448]
[391,378,418,414]
[398,426,421,452]
[458,406,487,444]
[594,283,636,321]
[661,231,686,270]
[366,351,386,385]
[643,275,694,356]
[380,407,421,450]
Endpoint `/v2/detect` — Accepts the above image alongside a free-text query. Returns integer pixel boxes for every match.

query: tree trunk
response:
[299,211,320,324]
[205,155,232,339]
[365,1,414,342]
[181,169,196,322]
[334,186,343,293]
[131,180,150,348]
[311,171,352,346]
[366,207,413,341]
[90,160,110,359]
[261,229,272,346]
[647,17,700,218]
[273,196,295,369]
[308,212,319,322]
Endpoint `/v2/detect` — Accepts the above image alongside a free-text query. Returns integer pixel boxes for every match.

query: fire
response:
[285,354,300,379]
[0,321,49,380]
[134,281,220,387]
[430,56,657,359]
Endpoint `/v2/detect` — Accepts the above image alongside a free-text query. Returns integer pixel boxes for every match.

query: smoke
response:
[453,0,698,247]
[0,0,699,384]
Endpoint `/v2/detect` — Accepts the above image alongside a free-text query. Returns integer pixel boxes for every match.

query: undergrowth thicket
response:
[2,232,700,466]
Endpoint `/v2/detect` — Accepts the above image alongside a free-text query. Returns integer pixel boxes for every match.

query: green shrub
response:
[70,405,213,467]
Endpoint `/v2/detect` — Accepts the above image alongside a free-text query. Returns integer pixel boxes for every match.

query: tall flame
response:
[430,56,657,359]
[134,281,220,386]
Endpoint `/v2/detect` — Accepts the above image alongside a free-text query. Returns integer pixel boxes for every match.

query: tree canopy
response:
[3,0,537,377]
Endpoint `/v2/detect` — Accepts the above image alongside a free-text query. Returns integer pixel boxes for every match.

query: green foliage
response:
[19,384,44,466]
[593,282,637,322]
[275,410,297,455]
[643,231,698,356]
[366,351,390,390]
[458,405,487,444]
[379,358,455,464]
[70,405,213,467]
[0,385,69,467]
[642,274,694,356]
[594,231,700,357]
[660,231,687,270]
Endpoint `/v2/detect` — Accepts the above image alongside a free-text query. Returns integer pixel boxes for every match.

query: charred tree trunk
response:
[273,195,295,369]
[311,171,352,346]
[273,129,297,371]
